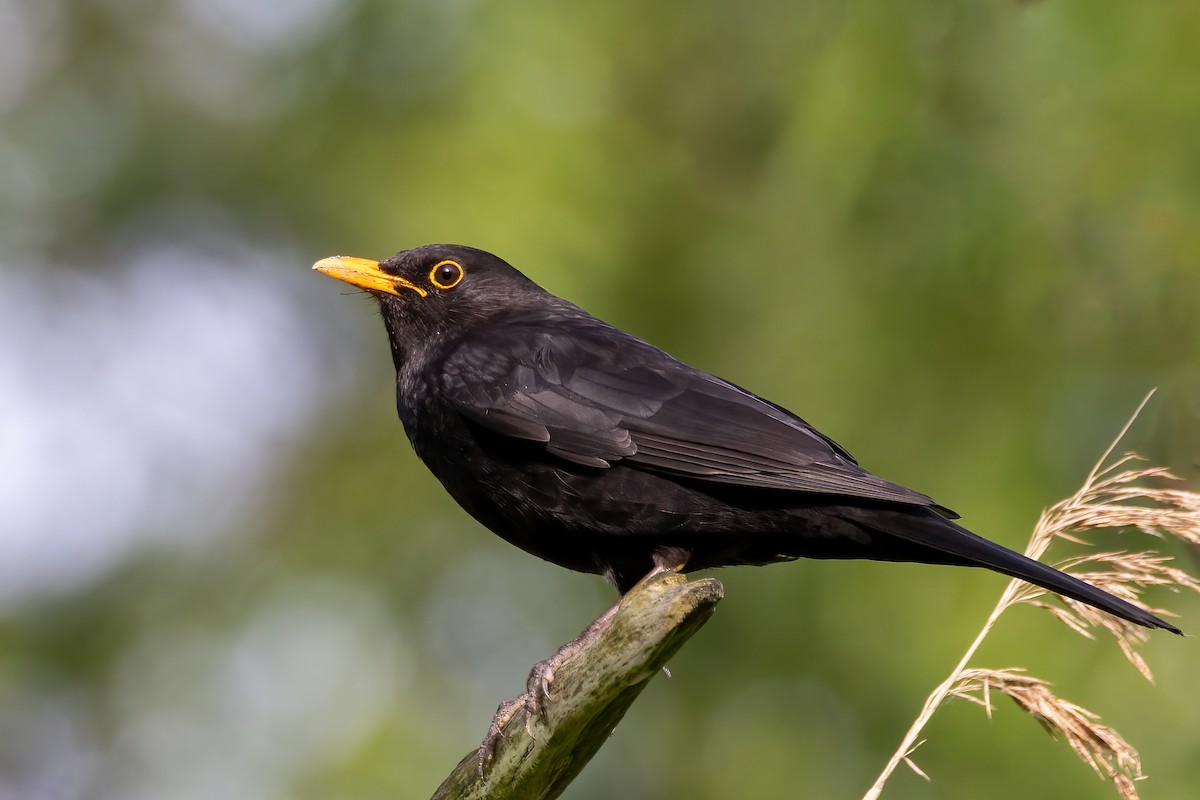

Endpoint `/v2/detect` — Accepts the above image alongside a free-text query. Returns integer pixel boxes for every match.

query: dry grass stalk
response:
[947,668,1143,799]
[1007,456,1200,681]
[862,392,1200,800]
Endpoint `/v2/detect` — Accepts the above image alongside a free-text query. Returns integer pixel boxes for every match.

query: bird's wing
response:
[440,320,938,508]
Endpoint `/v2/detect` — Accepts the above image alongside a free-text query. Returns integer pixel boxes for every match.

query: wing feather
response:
[440,319,937,508]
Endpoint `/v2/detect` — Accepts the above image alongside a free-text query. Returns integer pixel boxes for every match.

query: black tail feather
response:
[858,507,1181,634]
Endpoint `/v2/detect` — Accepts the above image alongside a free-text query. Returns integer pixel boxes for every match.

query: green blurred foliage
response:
[2,0,1198,798]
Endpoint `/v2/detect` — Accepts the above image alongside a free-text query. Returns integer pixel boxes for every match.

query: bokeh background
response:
[2,1,1198,798]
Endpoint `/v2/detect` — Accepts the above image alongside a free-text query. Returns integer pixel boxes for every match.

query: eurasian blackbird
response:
[314,243,1178,636]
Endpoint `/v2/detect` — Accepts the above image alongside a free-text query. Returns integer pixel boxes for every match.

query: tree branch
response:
[431,571,724,800]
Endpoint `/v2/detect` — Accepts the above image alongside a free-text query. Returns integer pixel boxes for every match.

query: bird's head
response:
[314,244,547,367]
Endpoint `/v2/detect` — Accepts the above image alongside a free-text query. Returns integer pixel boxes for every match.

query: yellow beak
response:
[312,256,428,298]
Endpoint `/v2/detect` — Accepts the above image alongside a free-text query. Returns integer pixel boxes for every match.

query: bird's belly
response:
[421,440,818,576]
[437,454,715,568]
[406,411,875,587]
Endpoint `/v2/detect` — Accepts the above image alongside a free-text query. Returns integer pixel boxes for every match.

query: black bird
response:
[314,244,1179,637]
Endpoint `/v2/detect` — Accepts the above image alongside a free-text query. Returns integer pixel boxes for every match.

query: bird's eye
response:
[429,260,464,290]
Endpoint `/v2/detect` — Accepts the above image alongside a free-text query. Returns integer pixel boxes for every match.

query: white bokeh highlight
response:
[0,225,361,606]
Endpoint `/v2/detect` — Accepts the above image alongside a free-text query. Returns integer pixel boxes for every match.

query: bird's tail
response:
[848,506,1181,634]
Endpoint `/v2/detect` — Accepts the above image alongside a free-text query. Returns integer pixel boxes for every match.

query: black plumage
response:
[315,243,1178,633]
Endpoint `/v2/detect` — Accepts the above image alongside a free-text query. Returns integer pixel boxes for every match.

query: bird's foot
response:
[525,601,620,715]
[477,696,526,777]
[520,639,571,717]
[474,558,692,777]
[474,602,621,776]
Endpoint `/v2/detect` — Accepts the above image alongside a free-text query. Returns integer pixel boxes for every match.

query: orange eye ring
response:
[429,260,464,290]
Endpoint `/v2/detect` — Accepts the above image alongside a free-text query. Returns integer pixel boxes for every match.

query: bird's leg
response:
[475,547,691,775]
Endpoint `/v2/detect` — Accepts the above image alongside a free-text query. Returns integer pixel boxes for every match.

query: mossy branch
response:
[431,571,724,800]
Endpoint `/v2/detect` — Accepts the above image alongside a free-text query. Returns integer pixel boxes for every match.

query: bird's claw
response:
[523,655,559,718]
[474,602,623,778]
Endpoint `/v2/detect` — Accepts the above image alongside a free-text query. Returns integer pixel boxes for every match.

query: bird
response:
[313,244,1178,639]
[315,243,1181,770]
